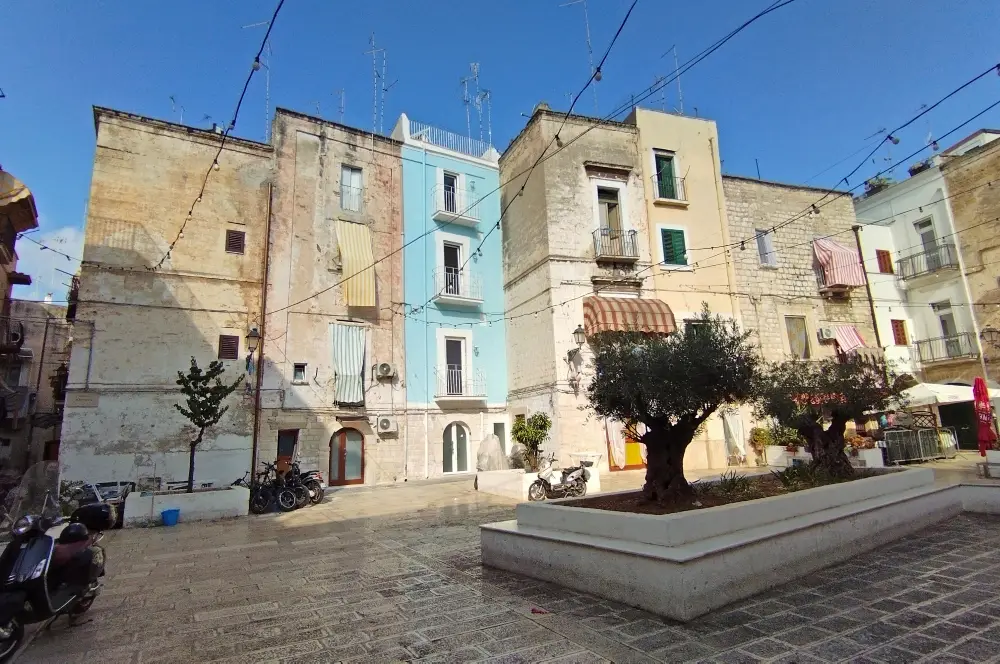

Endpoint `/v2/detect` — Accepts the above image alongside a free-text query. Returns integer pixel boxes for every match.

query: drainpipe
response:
[709,137,741,323]
[84,322,94,389]
[852,225,882,349]
[422,144,430,479]
[250,183,273,476]
[25,317,51,467]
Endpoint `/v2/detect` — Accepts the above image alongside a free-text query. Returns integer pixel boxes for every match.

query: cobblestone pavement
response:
[17,480,1000,663]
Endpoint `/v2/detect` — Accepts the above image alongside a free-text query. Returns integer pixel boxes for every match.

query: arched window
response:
[443,422,469,473]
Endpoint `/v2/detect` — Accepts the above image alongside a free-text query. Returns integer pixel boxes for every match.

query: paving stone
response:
[945,637,1000,661]
[884,609,938,629]
[740,638,791,659]
[812,615,862,634]
[866,648,922,664]
[655,641,717,663]
[920,621,978,642]
[948,610,995,629]
[804,637,867,662]
[776,626,832,647]
[891,633,948,656]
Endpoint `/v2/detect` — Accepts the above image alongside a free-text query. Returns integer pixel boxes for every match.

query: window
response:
[890,320,908,346]
[443,172,459,213]
[933,301,956,337]
[493,422,507,454]
[876,249,894,274]
[218,335,239,360]
[784,316,810,359]
[654,152,677,199]
[443,422,469,473]
[660,228,687,266]
[756,229,777,266]
[293,363,307,382]
[225,230,245,255]
[443,242,462,295]
[341,165,363,212]
[445,338,465,395]
[597,188,622,231]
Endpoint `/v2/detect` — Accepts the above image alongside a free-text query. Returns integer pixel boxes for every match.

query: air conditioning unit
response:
[374,362,397,379]
[818,327,835,341]
[377,416,399,436]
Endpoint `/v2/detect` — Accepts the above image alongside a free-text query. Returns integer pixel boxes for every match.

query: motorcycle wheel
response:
[527,481,546,502]
[293,485,310,509]
[0,618,23,663]
[249,488,272,514]
[572,478,588,497]
[306,480,325,505]
[276,489,298,512]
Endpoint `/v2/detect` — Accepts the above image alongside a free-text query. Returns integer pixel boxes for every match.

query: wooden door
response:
[330,428,364,486]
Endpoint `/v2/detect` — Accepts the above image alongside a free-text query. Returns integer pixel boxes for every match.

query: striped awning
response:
[337,220,376,307]
[583,296,676,336]
[813,238,865,288]
[834,325,866,353]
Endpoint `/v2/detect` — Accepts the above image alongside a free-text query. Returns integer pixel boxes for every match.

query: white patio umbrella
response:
[897,383,1000,408]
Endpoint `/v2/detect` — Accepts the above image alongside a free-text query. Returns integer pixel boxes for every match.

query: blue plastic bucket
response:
[161,508,180,527]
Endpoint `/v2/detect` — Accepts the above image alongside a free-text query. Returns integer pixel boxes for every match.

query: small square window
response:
[225,230,245,254]
[218,335,239,360]
[293,363,307,382]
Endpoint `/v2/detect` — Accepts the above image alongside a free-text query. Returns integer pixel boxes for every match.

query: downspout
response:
[25,317,51,467]
[709,138,741,323]
[84,322,94,389]
[852,225,882,348]
[250,182,273,476]
[422,145,430,479]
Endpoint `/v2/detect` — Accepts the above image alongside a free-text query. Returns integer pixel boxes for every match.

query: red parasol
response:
[973,376,995,457]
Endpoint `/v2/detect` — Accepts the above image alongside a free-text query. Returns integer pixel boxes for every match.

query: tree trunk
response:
[187,430,204,493]
[642,428,693,504]
[799,417,853,477]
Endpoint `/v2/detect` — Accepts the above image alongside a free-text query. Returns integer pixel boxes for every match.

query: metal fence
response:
[650,174,687,201]
[410,120,493,159]
[593,228,639,260]
[897,243,959,279]
[884,427,957,464]
[912,332,979,364]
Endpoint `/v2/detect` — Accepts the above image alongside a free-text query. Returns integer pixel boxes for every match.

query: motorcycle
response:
[528,457,592,501]
[0,494,111,662]
[288,463,325,506]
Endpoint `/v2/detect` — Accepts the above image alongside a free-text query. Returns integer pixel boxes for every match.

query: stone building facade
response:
[61,107,272,487]
[257,110,406,486]
[723,176,877,363]
[941,135,1000,383]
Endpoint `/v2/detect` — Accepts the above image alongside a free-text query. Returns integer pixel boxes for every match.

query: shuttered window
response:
[218,335,239,360]
[891,320,908,346]
[660,228,687,266]
[876,249,894,274]
[225,230,246,255]
[756,229,777,266]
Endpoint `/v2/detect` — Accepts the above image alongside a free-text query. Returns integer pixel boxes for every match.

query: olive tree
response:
[754,356,905,476]
[175,357,244,492]
[587,307,761,502]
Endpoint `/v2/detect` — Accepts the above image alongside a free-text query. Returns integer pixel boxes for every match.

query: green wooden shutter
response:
[655,154,676,199]
[660,229,687,265]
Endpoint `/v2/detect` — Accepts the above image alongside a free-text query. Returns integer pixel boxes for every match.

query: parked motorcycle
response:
[0,494,111,662]
[288,463,325,505]
[528,457,592,501]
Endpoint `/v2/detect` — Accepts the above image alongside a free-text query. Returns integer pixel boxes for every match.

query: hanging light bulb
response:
[179,231,185,239]
[213,161,220,171]
[594,68,603,82]
[252,58,261,72]
[888,135,900,145]
[740,241,746,251]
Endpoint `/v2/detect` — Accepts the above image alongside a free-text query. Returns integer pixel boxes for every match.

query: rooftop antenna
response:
[673,45,684,114]
[364,33,385,136]
[559,0,598,114]
[460,66,477,138]
[380,53,398,135]
[0,88,5,99]
[336,89,345,123]
[243,20,274,142]
[169,95,185,124]
[313,100,322,117]
[477,88,493,146]
[470,63,483,142]
[652,75,667,111]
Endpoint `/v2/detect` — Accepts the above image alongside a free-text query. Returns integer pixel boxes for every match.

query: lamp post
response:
[246,327,261,354]
[981,326,1000,350]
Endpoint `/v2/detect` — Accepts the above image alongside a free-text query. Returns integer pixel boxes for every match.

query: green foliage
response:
[175,357,244,492]
[772,464,881,491]
[747,427,773,452]
[771,425,804,448]
[511,413,552,472]
[714,471,758,500]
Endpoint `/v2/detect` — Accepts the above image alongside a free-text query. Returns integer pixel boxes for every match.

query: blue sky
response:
[2,0,998,301]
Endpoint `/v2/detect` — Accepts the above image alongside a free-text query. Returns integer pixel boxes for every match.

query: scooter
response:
[289,463,325,506]
[0,496,112,662]
[528,457,593,501]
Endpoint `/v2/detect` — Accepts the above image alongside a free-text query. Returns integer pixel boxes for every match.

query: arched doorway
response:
[330,428,364,485]
[443,422,469,473]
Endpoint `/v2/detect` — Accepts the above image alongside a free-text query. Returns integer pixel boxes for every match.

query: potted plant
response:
[748,427,772,466]
[864,175,893,196]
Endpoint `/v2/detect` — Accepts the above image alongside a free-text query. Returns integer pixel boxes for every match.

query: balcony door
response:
[935,301,961,358]
[597,187,623,255]
[443,172,459,213]
[443,242,461,296]
[915,220,939,271]
[330,428,364,486]
[445,337,465,396]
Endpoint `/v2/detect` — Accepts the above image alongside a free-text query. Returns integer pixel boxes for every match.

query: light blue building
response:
[391,115,508,477]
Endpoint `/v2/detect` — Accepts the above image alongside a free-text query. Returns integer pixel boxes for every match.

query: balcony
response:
[896,244,959,280]
[434,365,487,403]
[0,318,25,356]
[432,185,481,226]
[593,228,639,263]
[432,267,483,307]
[913,332,979,364]
[651,175,688,205]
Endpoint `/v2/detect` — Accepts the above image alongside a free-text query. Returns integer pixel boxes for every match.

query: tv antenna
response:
[169,95,185,124]
[335,89,345,124]
[476,88,493,146]
[364,34,387,135]
[460,63,481,138]
[659,45,684,114]
[559,0,598,114]
[243,20,275,141]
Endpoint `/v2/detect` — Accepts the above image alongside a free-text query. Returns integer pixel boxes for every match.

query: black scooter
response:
[0,497,112,662]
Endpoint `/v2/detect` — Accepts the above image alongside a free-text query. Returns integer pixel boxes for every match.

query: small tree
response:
[511,413,552,472]
[754,357,905,477]
[175,357,244,492]
[587,307,761,502]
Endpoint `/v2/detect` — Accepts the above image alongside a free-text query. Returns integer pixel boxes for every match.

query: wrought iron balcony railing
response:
[593,228,639,262]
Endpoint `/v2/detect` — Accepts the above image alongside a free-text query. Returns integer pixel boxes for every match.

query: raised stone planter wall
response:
[476,468,601,502]
[123,486,249,527]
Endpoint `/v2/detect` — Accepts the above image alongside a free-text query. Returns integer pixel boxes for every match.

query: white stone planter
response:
[986,449,1000,464]
[764,445,812,467]
[857,448,885,468]
[480,469,1000,621]
[476,468,601,502]
[123,486,249,527]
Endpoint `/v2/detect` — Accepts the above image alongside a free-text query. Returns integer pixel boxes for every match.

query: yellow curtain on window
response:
[336,221,376,307]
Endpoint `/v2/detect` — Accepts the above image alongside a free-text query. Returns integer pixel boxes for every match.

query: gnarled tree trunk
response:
[641,426,695,503]
[798,415,853,477]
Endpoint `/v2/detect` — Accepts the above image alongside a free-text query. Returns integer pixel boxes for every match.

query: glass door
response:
[443,423,468,473]
[443,172,458,212]
[443,243,461,295]
[330,428,364,486]
[445,338,464,395]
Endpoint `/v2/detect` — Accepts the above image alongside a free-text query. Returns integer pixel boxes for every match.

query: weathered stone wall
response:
[723,176,877,362]
[61,108,272,485]
[942,139,1000,382]
[259,110,406,485]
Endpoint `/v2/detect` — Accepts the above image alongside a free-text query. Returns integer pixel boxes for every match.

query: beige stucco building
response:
[60,108,272,488]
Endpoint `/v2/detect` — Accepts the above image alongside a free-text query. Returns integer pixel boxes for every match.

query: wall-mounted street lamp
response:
[567,324,586,361]
[981,326,1000,350]
[246,327,262,354]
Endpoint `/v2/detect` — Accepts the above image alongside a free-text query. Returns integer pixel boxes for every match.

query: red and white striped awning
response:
[583,296,676,336]
[834,325,866,353]
[813,238,866,288]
